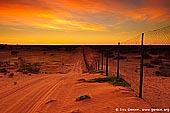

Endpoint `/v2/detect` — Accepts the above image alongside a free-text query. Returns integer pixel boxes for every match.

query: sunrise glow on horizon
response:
[0,0,170,45]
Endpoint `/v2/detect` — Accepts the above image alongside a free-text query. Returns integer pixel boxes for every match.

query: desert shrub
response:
[89,70,104,74]
[17,65,40,74]
[143,63,154,68]
[32,62,41,66]
[13,81,17,85]
[76,94,91,101]
[109,77,131,87]
[41,49,47,51]
[4,61,10,66]
[77,78,86,82]
[160,68,170,77]
[11,51,19,55]
[165,64,170,67]
[17,58,40,74]
[86,76,115,83]
[155,71,161,76]
[8,73,14,78]
[144,53,152,59]
[155,67,170,77]
[0,62,3,66]
[157,56,165,59]
[0,68,8,73]
[164,52,170,57]
[82,70,88,73]
[0,61,10,67]
[150,59,162,65]
[86,76,130,87]
[149,49,161,55]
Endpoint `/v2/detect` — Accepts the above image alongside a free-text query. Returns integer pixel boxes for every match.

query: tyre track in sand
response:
[1,75,65,113]
[0,47,85,113]
[0,75,50,100]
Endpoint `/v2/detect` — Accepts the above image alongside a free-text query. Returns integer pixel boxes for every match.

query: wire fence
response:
[121,25,170,45]
[84,25,170,108]
[117,26,170,108]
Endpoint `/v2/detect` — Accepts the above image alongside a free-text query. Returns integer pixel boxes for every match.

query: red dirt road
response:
[0,48,152,113]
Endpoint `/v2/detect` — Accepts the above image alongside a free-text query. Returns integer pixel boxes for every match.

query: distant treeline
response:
[0,44,170,54]
[87,45,170,53]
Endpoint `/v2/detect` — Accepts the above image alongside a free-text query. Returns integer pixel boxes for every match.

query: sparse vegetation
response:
[157,55,165,59]
[164,51,170,58]
[165,64,170,67]
[156,67,170,77]
[0,68,8,74]
[150,59,162,65]
[89,70,104,74]
[13,81,17,85]
[144,53,152,59]
[0,61,10,67]
[17,58,40,74]
[149,49,161,55]
[143,63,155,68]
[82,70,88,73]
[109,77,131,87]
[76,94,91,101]
[11,51,19,56]
[8,73,14,78]
[77,78,86,82]
[85,76,131,87]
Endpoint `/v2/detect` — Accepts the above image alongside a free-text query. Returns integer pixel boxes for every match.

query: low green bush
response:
[155,67,170,77]
[143,63,154,68]
[77,78,86,82]
[13,81,17,85]
[89,70,104,74]
[86,76,131,87]
[11,51,19,55]
[0,68,8,73]
[8,73,14,78]
[144,53,152,59]
[150,59,162,65]
[76,94,91,101]
[17,58,40,74]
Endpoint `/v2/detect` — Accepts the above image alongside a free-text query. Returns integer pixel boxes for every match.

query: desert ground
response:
[0,45,169,113]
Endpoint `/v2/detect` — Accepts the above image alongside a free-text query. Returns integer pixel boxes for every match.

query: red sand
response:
[0,47,160,113]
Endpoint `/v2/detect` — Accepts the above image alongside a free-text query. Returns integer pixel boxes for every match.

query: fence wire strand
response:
[121,25,170,45]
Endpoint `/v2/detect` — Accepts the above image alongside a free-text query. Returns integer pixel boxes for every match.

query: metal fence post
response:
[98,58,100,71]
[106,50,109,76]
[117,42,120,78]
[101,50,104,70]
[139,33,144,98]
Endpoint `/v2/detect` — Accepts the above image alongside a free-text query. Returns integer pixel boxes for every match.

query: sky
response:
[0,0,170,45]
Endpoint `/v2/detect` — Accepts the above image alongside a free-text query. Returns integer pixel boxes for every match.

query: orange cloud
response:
[124,8,170,22]
[0,3,105,31]
[0,0,169,45]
